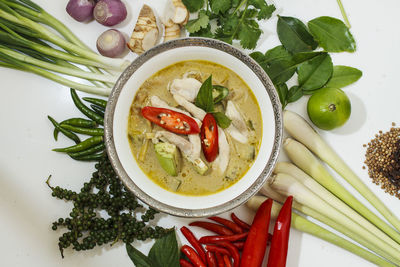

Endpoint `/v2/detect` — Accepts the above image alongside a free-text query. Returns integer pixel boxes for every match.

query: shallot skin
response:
[66,0,95,22]
[94,0,127,26]
[96,29,126,58]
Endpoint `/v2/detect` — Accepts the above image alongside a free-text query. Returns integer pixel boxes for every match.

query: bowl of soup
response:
[104,37,282,217]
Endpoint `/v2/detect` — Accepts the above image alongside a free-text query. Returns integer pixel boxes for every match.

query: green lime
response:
[307,87,351,130]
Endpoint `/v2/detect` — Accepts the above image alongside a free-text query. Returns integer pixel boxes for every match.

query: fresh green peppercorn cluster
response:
[47,153,171,257]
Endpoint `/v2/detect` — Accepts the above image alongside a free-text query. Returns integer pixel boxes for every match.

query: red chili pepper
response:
[206,251,218,267]
[141,106,200,135]
[199,232,248,244]
[201,113,219,162]
[181,245,207,267]
[240,198,273,267]
[267,196,293,267]
[215,252,225,267]
[208,216,243,233]
[189,221,234,236]
[180,226,207,263]
[223,254,233,267]
[216,241,240,267]
[232,241,245,250]
[180,259,194,267]
[231,213,251,231]
[204,244,231,256]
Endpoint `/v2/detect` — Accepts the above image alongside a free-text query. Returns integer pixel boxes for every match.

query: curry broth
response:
[128,60,262,196]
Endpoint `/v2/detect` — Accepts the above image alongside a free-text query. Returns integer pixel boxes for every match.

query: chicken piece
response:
[225,100,249,144]
[169,78,202,102]
[150,96,203,169]
[173,94,206,120]
[212,128,230,175]
[155,131,208,175]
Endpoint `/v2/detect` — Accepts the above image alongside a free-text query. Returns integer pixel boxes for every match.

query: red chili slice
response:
[141,106,200,135]
[201,113,219,162]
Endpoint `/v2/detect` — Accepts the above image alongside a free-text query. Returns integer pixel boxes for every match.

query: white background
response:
[0,0,399,266]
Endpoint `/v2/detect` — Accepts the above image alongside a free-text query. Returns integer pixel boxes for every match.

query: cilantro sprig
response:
[183,0,276,49]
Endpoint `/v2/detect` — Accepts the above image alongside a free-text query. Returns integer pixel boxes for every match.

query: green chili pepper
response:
[82,97,107,108]
[53,118,98,140]
[48,116,80,144]
[90,104,105,117]
[70,89,104,125]
[70,152,104,161]
[60,124,104,136]
[68,143,105,157]
[53,136,103,153]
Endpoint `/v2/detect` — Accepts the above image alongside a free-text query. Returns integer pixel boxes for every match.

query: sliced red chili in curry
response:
[201,113,219,162]
[141,106,200,135]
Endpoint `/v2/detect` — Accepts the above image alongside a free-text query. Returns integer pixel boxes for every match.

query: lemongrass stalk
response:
[0,46,118,83]
[284,110,400,233]
[261,183,400,266]
[0,56,110,96]
[283,137,400,246]
[247,196,395,267]
[0,8,128,71]
[274,162,400,251]
[269,173,400,265]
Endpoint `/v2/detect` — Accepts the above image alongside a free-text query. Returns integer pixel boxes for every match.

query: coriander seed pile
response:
[364,123,400,198]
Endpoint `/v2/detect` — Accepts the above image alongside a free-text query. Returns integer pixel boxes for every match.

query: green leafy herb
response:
[195,75,214,112]
[182,0,205,12]
[148,230,180,267]
[212,112,232,129]
[287,85,303,103]
[275,83,288,108]
[297,52,333,92]
[277,16,318,53]
[325,65,362,88]
[308,16,356,52]
[184,0,276,49]
[126,244,154,267]
[126,230,180,267]
[213,85,229,104]
[186,10,210,33]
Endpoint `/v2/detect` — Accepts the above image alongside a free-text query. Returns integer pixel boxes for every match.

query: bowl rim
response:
[104,37,282,217]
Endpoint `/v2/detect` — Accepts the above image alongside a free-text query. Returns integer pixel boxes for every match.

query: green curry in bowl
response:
[127,60,262,196]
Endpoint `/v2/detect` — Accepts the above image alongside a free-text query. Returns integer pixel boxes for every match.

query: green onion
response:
[269,173,400,265]
[0,0,131,96]
[247,197,396,267]
[283,110,400,239]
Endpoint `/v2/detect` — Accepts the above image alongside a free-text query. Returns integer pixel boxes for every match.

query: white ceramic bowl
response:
[104,38,282,217]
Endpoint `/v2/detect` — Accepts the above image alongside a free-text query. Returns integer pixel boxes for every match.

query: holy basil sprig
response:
[183,0,276,49]
[251,15,362,109]
[126,230,180,267]
[195,75,232,128]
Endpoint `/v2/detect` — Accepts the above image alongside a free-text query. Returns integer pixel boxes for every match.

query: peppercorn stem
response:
[284,111,400,238]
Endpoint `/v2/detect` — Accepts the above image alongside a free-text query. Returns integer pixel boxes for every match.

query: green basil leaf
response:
[212,112,232,129]
[308,16,356,52]
[195,75,214,112]
[186,11,209,33]
[148,231,180,267]
[277,16,318,53]
[287,85,303,103]
[325,65,362,88]
[298,52,333,91]
[182,0,204,12]
[126,243,155,267]
[213,85,229,104]
[275,83,288,108]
